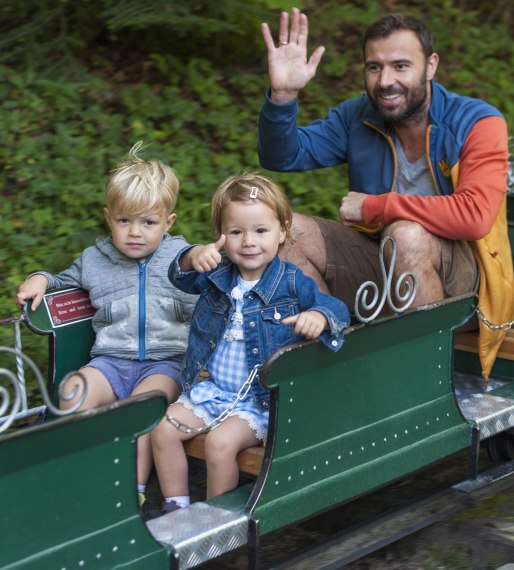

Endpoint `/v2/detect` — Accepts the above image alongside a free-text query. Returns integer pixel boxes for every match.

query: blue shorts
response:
[84,355,184,400]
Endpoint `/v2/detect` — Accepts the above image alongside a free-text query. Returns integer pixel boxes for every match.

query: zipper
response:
[137,253,154,361]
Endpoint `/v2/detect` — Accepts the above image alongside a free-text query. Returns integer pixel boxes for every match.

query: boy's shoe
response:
[162,499,181,514]
[138,492,162,522]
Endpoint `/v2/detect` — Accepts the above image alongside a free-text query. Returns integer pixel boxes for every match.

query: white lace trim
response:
[223,277,259,342]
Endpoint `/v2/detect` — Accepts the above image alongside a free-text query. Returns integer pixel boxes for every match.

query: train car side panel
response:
[251,295,477,534]
[0,393,168,569]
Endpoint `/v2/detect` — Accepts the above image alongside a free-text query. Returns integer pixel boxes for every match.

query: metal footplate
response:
[146,502,249,569]
[454,372,514,439]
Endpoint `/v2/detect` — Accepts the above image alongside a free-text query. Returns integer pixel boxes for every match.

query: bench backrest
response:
[24,288,95,404]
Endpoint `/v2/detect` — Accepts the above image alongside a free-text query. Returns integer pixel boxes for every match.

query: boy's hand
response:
[281,310,328,340]
[187,235,226,273]
[16,274,49,311]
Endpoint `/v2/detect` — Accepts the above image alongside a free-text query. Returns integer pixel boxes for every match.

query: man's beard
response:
[367,72,429,127]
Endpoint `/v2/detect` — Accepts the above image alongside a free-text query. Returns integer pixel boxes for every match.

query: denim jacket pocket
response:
[261,304,300,352]
[192,292,228,334]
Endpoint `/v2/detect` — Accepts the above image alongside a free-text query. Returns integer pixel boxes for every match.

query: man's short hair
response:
[363,13,434,59]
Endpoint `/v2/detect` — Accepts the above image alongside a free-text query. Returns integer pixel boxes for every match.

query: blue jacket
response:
[169,251,350,393]
[258,81,503,198]
[259,80,514,380]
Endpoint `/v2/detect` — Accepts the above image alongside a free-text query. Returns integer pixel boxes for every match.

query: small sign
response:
[44,288,95,327]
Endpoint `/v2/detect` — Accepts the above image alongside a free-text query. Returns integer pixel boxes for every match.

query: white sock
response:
[137,484,146,493]
[165,495,190,508]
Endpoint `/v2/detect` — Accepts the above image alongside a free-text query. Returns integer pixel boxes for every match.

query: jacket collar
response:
[209,255,286,304]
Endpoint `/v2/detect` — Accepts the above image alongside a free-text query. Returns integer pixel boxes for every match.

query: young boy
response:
[16,142,198,507]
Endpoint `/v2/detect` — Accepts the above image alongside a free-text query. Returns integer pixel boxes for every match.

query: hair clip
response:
[250,186,259,199]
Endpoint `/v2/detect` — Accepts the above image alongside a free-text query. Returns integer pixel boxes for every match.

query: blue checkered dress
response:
[178,276,268,442]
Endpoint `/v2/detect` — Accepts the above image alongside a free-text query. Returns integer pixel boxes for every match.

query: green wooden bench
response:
[22,287,265,475]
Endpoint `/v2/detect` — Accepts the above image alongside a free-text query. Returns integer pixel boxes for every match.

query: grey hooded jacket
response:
[37,234,197,360]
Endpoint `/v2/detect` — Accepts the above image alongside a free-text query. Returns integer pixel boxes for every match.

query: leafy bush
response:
[1,0,513,383]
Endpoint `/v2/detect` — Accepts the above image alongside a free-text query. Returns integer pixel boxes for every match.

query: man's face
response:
[364,30,438,126]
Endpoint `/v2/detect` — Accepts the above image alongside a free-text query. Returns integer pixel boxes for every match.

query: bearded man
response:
[258,10,513,379]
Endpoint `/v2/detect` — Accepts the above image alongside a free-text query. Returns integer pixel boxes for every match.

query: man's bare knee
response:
[383,221,444,305]
[383,221,440,266]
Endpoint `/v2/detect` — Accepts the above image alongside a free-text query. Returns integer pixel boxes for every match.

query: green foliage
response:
[1,0,513,380]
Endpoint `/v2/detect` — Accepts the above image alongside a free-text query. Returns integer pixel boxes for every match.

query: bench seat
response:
[455,329,514,361]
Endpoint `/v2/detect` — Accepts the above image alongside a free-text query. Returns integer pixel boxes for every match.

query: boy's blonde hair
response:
[211,172,293,242]
[105,142,179,216]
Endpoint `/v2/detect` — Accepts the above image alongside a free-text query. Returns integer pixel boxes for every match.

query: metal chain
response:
[166,364,261,434]
[476,307,514,331]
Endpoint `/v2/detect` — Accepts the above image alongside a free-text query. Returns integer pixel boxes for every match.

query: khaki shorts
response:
[314,216,479,313]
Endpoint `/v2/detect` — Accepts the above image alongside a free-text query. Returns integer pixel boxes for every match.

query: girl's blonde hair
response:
[211,173,293,242]
[105,142,179,216]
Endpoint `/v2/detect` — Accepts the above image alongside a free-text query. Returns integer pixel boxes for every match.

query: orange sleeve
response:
[362,116,509,241]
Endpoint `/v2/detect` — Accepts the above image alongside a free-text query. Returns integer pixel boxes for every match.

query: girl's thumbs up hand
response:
[189,234,226,273]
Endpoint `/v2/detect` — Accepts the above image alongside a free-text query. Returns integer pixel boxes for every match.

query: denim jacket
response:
[169,249,350,401]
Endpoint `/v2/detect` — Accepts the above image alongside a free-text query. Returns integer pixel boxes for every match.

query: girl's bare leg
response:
[204,416,261,499]
[151,403,205,498]
[132,374,181,486]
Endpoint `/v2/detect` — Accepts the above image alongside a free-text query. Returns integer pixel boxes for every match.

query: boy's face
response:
[103,208,176,261]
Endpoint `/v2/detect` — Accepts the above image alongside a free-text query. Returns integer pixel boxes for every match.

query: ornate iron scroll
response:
[354,236,417,323]
[0,318,88,435]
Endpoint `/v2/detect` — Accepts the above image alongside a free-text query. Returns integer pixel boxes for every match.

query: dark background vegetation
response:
[1,0,513,385]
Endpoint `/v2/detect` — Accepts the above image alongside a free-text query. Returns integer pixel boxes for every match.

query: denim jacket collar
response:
[208,255,285,304]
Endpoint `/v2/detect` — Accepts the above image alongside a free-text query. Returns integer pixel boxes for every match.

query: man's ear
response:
[426,52,439,81]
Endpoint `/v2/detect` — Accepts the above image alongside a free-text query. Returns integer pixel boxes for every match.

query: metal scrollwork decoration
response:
[354,236,417,323]
[0,346,88,435]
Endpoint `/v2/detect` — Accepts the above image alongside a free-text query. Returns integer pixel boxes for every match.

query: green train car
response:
[1,192,514,569]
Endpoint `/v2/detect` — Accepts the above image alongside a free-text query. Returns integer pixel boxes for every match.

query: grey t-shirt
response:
[394,136,435,196]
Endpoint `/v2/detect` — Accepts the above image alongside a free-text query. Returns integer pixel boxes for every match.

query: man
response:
[258,9,513,379]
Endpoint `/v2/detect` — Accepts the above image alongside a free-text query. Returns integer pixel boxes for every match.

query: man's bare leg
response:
[280,212,329,293]
[383,221,443,307]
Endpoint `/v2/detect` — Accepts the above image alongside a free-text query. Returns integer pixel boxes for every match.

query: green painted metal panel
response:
[0,393,168,569]
[24,288,95,404]
[253,295,476,534]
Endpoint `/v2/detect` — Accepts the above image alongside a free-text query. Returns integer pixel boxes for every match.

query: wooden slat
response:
[454,329,514,361]
[183,434,264,476]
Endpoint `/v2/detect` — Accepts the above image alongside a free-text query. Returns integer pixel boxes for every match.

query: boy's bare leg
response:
[59,367,116,410]
[133,374,180,486]
[151,403,204,499]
